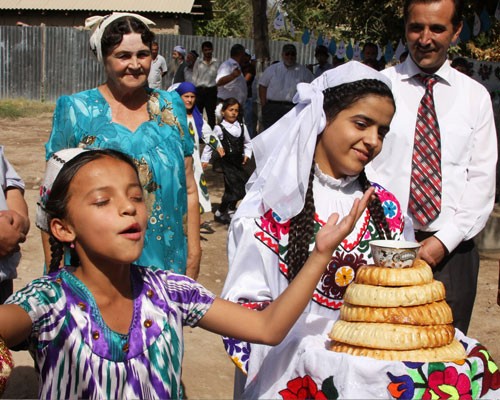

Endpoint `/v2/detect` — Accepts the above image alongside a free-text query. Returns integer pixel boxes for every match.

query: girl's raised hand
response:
[314,187,374,257]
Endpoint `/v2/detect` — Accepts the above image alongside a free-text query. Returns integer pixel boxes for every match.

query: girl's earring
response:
[69,242,75,249]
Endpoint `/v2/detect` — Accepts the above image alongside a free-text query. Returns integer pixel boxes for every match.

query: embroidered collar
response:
[314,163,359,189]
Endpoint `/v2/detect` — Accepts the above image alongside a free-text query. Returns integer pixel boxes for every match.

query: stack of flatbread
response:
[329,259,467,362]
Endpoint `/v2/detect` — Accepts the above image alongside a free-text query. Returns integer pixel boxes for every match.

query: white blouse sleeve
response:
[221,216,276,304]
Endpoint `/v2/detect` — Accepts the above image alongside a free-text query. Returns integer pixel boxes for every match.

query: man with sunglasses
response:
[258,44,314,131]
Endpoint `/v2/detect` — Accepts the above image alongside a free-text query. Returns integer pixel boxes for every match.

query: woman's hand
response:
[313,187,374,259]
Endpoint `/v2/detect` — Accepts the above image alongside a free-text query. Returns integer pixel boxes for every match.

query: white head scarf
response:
[86,12,156,63]
[36,148,89,232]
[235,61,392,223]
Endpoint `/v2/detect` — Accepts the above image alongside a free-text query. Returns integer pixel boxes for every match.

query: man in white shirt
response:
[216,44,248,107]
[147,42,167,89]
[258,44,314,131]
[367,0,497,334]
[193,41,220,128]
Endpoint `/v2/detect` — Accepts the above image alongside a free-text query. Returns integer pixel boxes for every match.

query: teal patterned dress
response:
[45,88,193,273]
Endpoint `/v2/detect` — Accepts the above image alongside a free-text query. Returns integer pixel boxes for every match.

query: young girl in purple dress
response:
[0,148,371,399]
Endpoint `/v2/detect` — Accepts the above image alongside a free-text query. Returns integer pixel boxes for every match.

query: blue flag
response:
[480,8,491,32]
[459,19,471,42]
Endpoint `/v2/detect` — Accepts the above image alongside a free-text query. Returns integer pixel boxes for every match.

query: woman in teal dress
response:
[38,13,201,278]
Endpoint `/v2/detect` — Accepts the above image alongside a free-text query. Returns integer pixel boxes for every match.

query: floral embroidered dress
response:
[45,88,192,273]
[221,167,405,391]
[221,166,500,399]
[5,265,215,399]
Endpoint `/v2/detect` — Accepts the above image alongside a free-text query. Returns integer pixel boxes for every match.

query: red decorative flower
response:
[260,209,290,240]
[468,343,500,396]
[279,375,328,400]
[422,366,471,400]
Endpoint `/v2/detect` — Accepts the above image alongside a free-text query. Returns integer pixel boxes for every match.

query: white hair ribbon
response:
[86,12,156,63]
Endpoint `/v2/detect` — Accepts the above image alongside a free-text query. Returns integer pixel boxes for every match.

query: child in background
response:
[0,146,29,304]
[0,147,371,399]
[201,98,252,224]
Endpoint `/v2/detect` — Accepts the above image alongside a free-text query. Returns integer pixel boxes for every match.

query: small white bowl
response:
[369,240,421,268]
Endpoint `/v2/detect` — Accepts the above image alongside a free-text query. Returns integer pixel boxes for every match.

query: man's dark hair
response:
[403,0,464,28]
[230,44,246,57]
[201,41,213,49]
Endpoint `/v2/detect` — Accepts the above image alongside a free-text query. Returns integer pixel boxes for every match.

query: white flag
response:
[273,11,285,30]
[395,39,406,61]
[473,12,481,36]
[352,42,362,61]
[336,40,346,59]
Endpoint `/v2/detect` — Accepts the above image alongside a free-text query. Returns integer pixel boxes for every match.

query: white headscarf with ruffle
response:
[86,12,156,63]
[234,61,392,223]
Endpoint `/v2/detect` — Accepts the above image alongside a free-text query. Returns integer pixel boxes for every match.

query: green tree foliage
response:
[195,0,500,60]
[194,0,252,37]
[283,0,500,60]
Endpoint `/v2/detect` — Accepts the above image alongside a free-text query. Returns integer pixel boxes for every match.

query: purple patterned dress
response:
[6,265,215,399]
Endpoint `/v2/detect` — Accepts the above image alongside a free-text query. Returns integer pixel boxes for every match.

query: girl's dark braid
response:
[48,235,65,273]
[285,163,316,282]
[357,170,392,240]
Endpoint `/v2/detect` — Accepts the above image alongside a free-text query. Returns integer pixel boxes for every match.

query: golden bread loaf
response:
[330,339,466,362]
[339,301,453,325]
[344,280,445,307]
[329,320,455,350]
[355,259,433,287]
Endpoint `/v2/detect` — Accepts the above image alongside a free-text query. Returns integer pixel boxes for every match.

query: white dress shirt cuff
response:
[433,225,464,254]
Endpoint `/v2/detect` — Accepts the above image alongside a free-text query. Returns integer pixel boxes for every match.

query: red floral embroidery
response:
[279,375,328,400]
[422,366,471,400]
[260,209,290,240]
[468,343,500,396]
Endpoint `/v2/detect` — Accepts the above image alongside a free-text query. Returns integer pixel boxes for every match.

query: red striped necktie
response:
[408,74,442,225]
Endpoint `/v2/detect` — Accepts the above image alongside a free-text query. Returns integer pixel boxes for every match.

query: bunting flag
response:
[289,20,295,37]
[328,39,337,56]
[316,32,324,46]
[336,40,346,59]
[377,44,383,61]
[346,41,354,60]
[273,10,285,30]
[480,8,491,32]
[460,18,471,42]
[395,39,406,61]
[495,0,500,21]
[384,41,394,62]
[352,42,362,61]
[473,12,481,36]
[301,28,310,45]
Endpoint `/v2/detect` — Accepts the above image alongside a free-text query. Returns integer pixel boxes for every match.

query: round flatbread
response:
[339,300,453,325]
[344,280,445,307]
[329,339,466,362]
[329,320,455,350]
[355,259,433,287]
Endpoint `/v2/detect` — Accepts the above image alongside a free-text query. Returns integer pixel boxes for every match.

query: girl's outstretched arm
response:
[198,188,374,345]
[0,305,32,347]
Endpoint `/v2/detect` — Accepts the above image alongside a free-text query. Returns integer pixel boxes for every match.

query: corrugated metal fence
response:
[0,25,316,102]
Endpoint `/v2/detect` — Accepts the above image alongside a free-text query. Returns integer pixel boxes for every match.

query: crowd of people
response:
[0,0,498,398]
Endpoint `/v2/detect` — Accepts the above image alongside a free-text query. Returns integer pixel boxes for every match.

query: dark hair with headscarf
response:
[175,82,204,139]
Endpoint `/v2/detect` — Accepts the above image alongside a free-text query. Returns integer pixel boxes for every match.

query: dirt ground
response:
[1,113,499,399]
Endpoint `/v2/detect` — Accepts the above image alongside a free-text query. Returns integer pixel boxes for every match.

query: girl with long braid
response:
[221,61,413,398]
